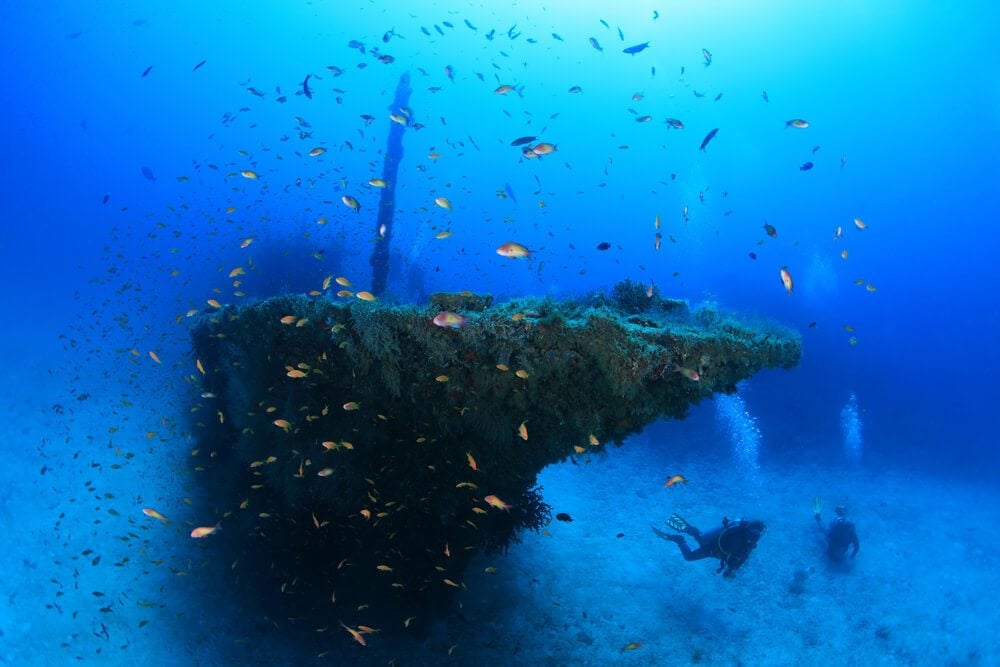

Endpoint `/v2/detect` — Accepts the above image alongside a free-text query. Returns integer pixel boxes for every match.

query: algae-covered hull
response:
[189,287,800,631]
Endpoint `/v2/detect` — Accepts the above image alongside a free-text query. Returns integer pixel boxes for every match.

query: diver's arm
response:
[850,529,860,558]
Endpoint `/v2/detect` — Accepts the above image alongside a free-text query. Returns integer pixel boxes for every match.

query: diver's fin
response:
[812,496,823,516]
[665,513,690,533]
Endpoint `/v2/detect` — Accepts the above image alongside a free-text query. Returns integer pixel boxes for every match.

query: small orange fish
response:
[339,621,366,647]
[369,178,388,188]
[518,421,528,441]
[335,276,351,287]
[240,170,258,180]
[432,311,467,329]
[279,315,297,324]
[779,267,794,295]
[343,401,361,411]
[484,495,512,511]
[342,195,360,213]
[664,474,688,488]
[190,522,221,538]
[273,418,292,430]
[317,468,335,477]
[853,217,867,230]
[308,147,326,157]
[532,142,557,155]
[621,642,643,652]
[674,364,700,381]
[286,369,307,378]
[142,508,169,525]
[496,242,532,259]
[434,197,452,211]
[228,267,245,278]
[196,359,206,375]
[466,452,478,471]
[207,299,222,309]
[355,291,376,302]
[240,237,256,248]
[494,84,515,94]
[148,351,162,364]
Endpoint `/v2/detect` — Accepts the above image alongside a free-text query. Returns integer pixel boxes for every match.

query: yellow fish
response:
[190,522,221,538]
[484,495,512,511]
[341,195,360,213]
[141,508,169,525]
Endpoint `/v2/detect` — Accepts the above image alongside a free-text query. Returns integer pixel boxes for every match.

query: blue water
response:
[2,2,998,664]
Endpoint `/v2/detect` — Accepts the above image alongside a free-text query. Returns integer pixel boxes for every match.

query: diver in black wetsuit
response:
[813,499,860,562]
[651,514,767,578]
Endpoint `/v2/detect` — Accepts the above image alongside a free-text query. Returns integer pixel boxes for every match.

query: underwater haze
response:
[1,1,998,665]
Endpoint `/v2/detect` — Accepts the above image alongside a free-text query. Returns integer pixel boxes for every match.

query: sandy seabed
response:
[1,350,995,666]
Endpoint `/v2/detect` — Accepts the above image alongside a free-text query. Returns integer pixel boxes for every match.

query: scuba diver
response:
[813,497,859,562]
[651,514,767,578]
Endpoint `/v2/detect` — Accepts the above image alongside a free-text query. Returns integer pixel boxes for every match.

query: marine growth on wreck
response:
[188,279,800,634]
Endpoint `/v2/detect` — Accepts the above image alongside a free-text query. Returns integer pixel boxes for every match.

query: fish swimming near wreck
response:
[622,42,650,55]
[699,128,719,152]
